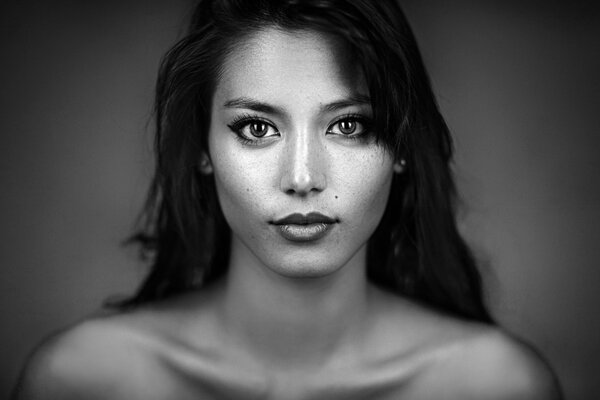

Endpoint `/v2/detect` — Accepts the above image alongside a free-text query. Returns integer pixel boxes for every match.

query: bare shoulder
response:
[12,312,162,400]
[368,290,562,399]
[416,323,563,399]
[12,291,225,400]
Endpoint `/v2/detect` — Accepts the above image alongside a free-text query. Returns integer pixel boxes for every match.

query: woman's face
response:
[208,28,394,278]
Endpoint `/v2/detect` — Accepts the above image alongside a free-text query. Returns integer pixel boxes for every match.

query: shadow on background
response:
[1,1,599,399]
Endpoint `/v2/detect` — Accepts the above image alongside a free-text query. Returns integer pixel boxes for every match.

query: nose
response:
[280,128,327,196]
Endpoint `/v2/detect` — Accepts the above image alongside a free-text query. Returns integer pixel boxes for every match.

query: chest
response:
[130,349,436,400]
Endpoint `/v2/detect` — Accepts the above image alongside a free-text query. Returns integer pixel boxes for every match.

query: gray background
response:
[1,1,599,399]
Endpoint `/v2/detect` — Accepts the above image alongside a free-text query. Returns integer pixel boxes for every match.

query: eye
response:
[247,121,271,137]
[228,116,280,143]
[238,120,278,138]
[327,115,370,137]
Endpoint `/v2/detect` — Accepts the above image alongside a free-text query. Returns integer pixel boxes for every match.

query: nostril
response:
[284,186,325,197]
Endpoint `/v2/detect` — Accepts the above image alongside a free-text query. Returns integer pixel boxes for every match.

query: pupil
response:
[251,122,267,137]
[340,120,356,135]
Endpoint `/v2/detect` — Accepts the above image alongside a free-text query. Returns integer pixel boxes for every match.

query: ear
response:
[198,152,213,174]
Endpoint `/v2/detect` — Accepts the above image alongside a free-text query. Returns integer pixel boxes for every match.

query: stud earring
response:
[393,159,406,173]
[199,155,213,174]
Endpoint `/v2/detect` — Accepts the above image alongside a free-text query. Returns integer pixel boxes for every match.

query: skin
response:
[205,29,393,371]
[13,29,562,400]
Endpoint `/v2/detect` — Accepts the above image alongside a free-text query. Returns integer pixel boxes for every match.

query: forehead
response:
[214,28,368,108]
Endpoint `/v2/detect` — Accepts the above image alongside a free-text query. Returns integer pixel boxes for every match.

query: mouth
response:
[272,212,337,225]
[270,212,338,242]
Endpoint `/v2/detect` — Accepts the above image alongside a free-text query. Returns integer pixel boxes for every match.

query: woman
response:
[14,0,562,398]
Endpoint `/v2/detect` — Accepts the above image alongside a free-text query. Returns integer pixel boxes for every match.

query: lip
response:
[272,212,337,225]
[271,212,338,242]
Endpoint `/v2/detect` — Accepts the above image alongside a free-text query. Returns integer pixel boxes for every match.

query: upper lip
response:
[271,212,337,225]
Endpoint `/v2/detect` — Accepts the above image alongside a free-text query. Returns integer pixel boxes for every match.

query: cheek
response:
[334,148,393,222]
[209,141,271,225]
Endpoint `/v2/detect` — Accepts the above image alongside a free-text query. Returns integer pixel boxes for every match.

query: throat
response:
[218,238,371,369]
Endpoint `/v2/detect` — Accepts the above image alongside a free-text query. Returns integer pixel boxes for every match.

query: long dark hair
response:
[122,0,493,323]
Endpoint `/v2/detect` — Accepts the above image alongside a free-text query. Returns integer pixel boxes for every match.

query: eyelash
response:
[327,113,373,142]
[226,113,277,146]
[226,113,373,146]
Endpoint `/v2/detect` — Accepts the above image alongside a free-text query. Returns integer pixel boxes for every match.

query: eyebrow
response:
[321,94,371,112]
[223,97,286,116]
[223,94,371,116]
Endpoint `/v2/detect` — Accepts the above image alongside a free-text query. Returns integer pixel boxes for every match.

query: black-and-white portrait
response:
[2,1,598,399]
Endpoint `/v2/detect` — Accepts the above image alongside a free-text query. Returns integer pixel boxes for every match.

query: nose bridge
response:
[281,123,326,195]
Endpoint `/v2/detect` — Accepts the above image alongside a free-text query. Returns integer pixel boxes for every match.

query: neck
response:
[219,236,371,369]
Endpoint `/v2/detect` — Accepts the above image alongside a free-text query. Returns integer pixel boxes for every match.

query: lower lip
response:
[275,223,334,242]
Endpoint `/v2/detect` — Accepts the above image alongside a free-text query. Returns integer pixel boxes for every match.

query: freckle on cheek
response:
[335,195,338,199]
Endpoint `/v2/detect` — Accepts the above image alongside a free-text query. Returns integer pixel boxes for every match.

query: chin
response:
[271,265,338,280]
[262,251,350,280]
